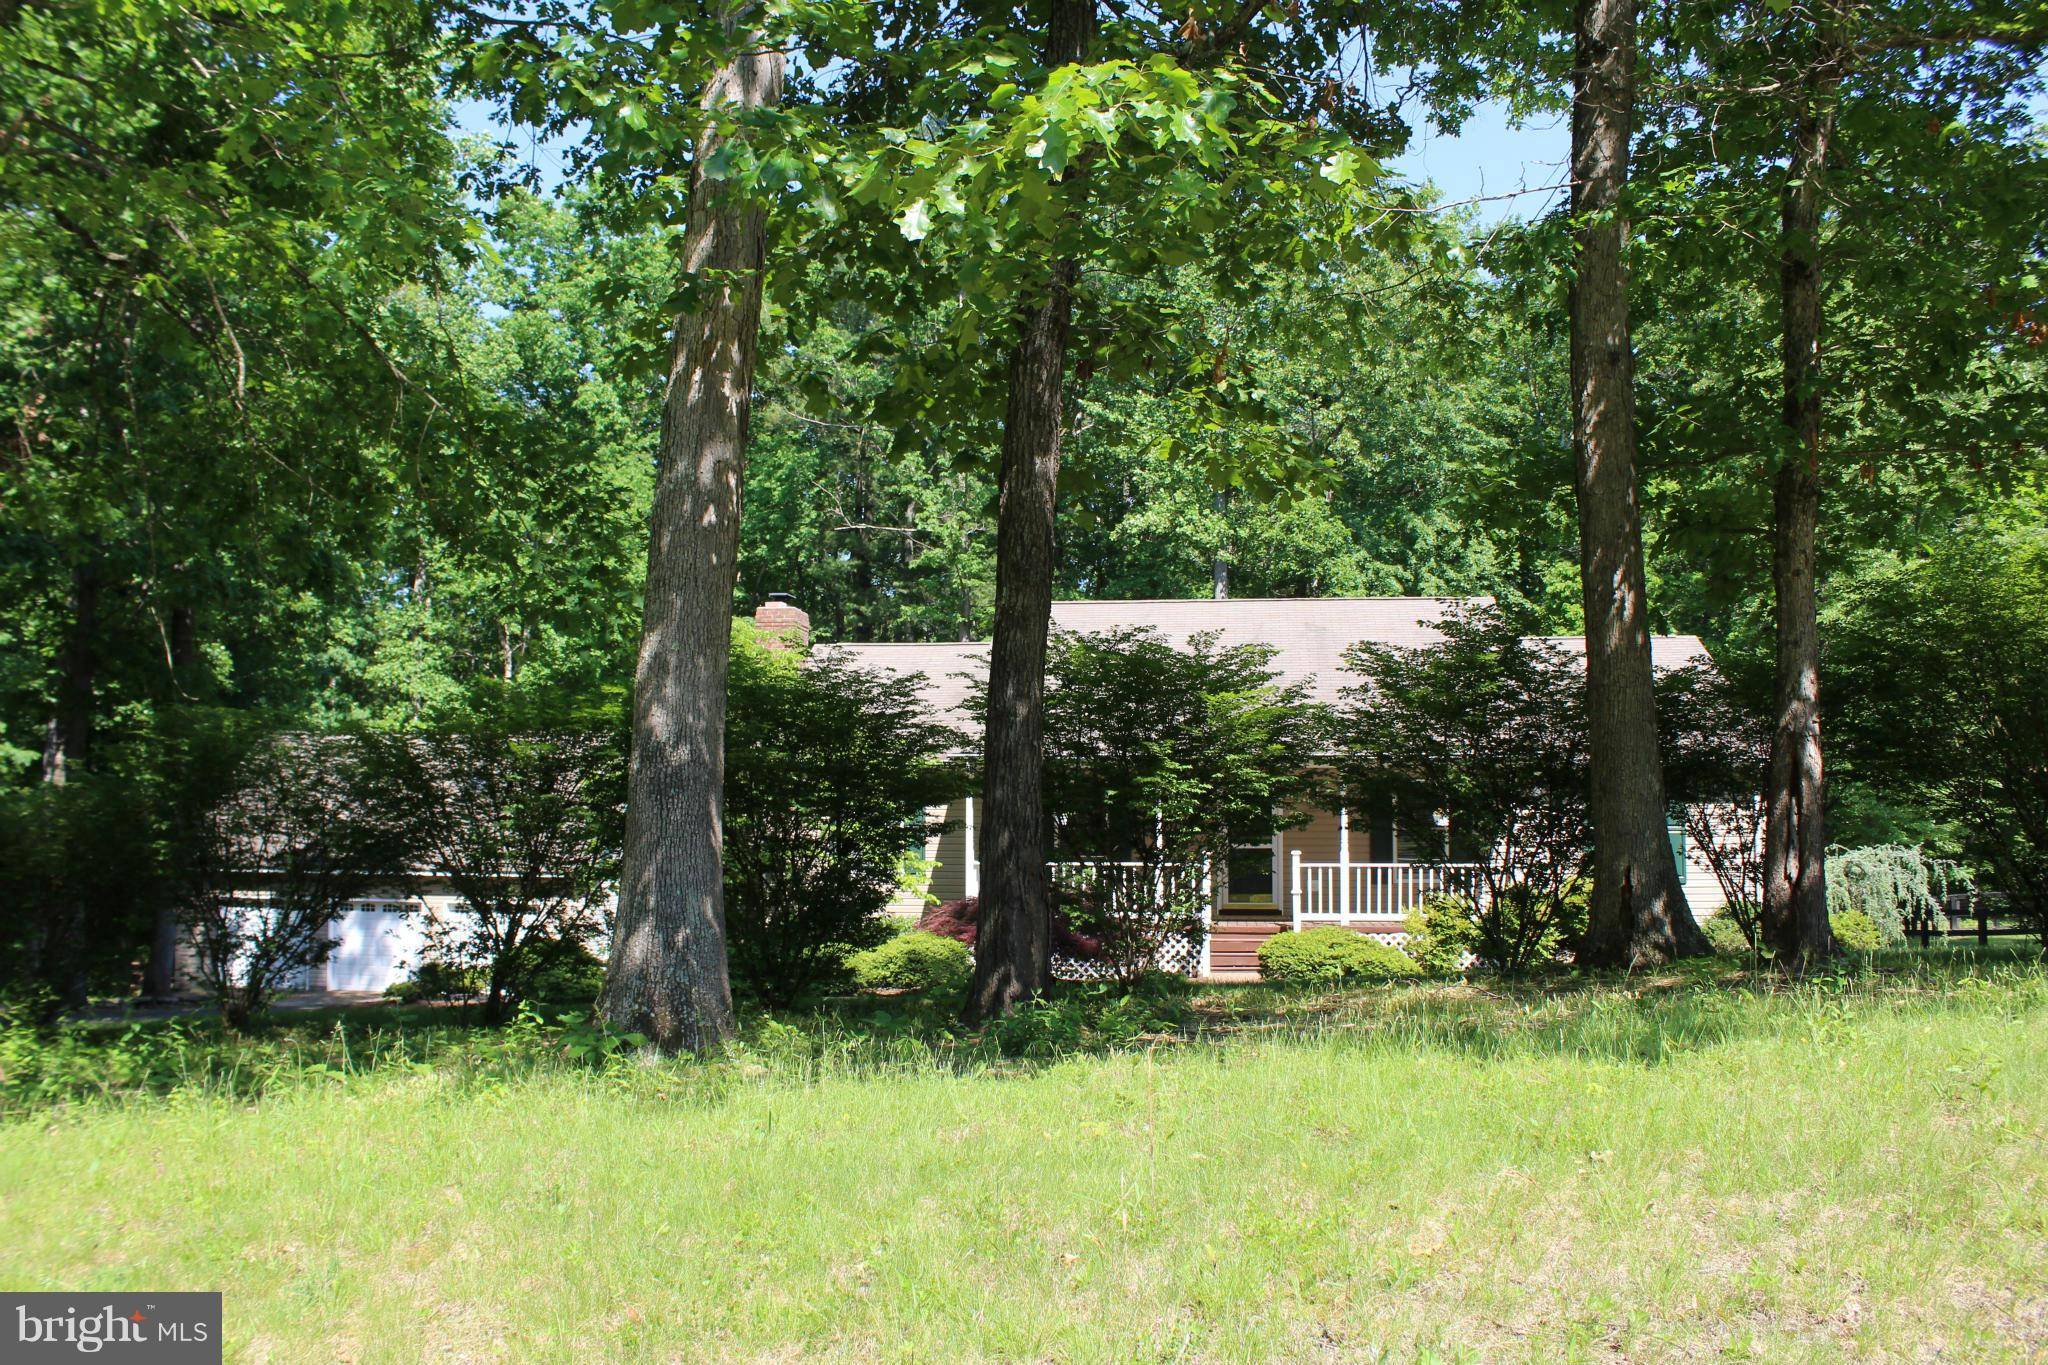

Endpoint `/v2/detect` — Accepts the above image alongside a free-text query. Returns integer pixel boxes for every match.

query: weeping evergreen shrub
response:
[1825,845,1970,945]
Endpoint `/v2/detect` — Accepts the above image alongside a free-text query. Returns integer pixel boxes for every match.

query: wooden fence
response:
[1903,894,2037,948]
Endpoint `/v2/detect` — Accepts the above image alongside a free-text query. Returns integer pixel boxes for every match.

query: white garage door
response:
[325,901,427,993]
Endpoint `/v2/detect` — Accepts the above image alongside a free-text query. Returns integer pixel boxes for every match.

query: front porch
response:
[899,795,1480,978]
[1040,853,1478,978]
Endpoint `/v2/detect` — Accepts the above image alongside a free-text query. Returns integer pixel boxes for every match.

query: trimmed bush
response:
[1257,927,1421,986]
[847,930,971,994]
[1830,909,1882,952]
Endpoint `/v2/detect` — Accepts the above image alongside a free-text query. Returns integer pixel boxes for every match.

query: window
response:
[1226,837,1275,903]
[1668,822,1689,884]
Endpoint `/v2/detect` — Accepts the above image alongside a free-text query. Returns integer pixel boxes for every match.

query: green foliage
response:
[1833,529,2048,939]
[980,978,1190,1057]
[1701,914,1754,957]
[544,1008,649,1066]
[0,772,167,1010]
[519,941,610,1010]
[1701,902,1765,956]
[1256,928,1420,987]
[1403,894,1481,976]
[1825,845,1970,947]
[1399,881,1588,977]
[847,931,972,996]
[724,627,964,1006]
[738,237,1579,647]
[0,0,473,748]
[1829,911,1883,953]
[384,961,484,1005]
[1339,605,1590,973]
[1038,626,1326,980]
[363,690,625,1024]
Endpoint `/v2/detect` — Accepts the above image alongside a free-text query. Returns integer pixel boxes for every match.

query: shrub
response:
[1488,880,1588,972]
[384,960,482,1004]
[847,931,971,994]
[362,699,623,1025]
[1825,845,1968,945]
[522,941,607,1007]
[1700,913,1755,957]
[1402,894,1480,975]
[1257,926,1421,986]
[981,980,1190,1056]
[723,631,963,1006]
[1830,909,1882,952]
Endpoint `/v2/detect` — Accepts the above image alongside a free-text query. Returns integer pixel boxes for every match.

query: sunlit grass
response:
[3,947,2044,1361]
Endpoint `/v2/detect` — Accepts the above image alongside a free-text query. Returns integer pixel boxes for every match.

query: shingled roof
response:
[815,597,1711,737]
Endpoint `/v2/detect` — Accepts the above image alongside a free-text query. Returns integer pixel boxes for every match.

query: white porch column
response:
[1198,858,1214,978]
[1336,798,1352,924]
[962,795,979,899]
[1289,847,1304,930]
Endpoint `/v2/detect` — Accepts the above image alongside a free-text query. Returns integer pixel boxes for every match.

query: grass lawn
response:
[3,950,2045,1362]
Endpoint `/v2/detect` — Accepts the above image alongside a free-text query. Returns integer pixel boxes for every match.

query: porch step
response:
[1208,920,1288,973]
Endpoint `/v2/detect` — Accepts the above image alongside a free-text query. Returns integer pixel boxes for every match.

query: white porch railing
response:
[1288,853,1483,928]
[1046,859,1215,977]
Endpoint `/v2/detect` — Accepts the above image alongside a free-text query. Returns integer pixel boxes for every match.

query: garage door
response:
[325,901,427,993]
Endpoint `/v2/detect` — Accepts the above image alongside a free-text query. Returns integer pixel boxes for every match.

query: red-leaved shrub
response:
[917,898,1104,960]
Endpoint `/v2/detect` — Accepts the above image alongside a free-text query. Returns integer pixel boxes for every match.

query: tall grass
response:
[3,948,2043,1361]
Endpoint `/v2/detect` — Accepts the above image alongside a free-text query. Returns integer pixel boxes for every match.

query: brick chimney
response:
[754,593,811,652]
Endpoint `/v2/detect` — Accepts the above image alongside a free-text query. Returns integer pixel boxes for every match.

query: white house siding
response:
[1678,836,1730,919]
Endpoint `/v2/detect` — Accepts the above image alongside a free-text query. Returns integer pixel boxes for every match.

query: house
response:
[791,595,1731,979]
[182,594,1728,998]
[175,886,496,997]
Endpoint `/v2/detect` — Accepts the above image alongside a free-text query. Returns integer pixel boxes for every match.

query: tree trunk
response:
[1567,0,1704,968]
[41,561,97,788]
[30,561,100,1013]
[483,971,512,1027]
[1763,60,1837,971]
[168,604,197,693]
[143,604,199,999]
[1211,488,1230,599]
[598,22,784,1054]
[966,0,1094,1024]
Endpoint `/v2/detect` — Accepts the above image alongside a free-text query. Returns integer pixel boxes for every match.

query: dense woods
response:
[2,0,2044,1042]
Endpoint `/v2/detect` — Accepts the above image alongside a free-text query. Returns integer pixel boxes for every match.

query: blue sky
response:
[1391,102,1571,225]
[453,92,1569,227]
